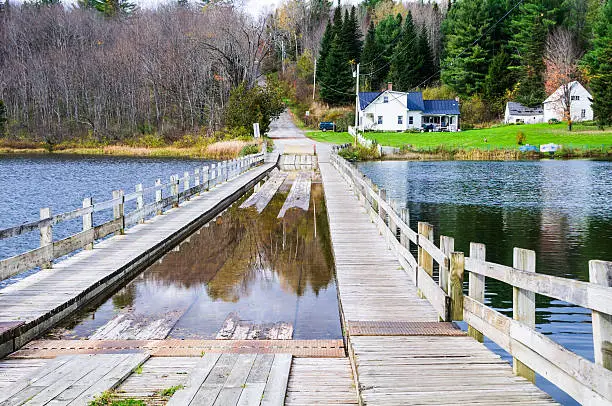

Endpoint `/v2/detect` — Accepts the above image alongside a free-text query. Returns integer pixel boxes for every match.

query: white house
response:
[357,84,460,132]
[504,102,544,124]
[543,81,593,122]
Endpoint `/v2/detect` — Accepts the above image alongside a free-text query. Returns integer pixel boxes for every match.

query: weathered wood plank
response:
[166,354,221,406]
[261,354,292,406]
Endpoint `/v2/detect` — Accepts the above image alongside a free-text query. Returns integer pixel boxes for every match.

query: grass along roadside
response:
[305,131,354,144]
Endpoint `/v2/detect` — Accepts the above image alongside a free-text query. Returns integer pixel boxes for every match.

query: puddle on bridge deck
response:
[46,177,342,341]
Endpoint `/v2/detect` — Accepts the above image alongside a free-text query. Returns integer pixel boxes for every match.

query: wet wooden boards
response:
[240,169,287,213]
[277,171,311,218]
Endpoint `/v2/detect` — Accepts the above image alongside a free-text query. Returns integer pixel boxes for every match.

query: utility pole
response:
[281,40,285,74]
[312,59,317,100]
[354,63,360,146]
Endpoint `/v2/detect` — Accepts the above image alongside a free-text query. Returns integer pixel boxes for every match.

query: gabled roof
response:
[506,101,543,116]
[423,100,461,115]
[407,92,424,111]
[359,92,382,110]
[543,81,592,104]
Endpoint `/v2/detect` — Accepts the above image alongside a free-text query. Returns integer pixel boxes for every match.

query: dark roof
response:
[407,92,425,111]
[359,92,382,110]
[507,101,543,116]
[423,100,461,115]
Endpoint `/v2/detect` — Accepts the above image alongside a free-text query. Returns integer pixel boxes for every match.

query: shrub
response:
[516,131,526,145]
[338,144,378,161]
[239,144,260,156]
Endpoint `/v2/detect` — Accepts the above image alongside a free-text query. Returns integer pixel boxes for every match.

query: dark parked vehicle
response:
[319,121,335,132]
[421,123,435,132]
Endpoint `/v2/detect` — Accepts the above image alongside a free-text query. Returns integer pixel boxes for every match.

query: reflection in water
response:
[48,182,341,340]
[357,159,612,405]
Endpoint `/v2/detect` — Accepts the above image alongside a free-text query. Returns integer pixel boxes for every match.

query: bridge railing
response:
[0,153,265,281]
[330,151,612,405]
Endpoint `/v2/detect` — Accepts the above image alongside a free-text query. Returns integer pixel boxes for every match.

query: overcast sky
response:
[236,0,361,17]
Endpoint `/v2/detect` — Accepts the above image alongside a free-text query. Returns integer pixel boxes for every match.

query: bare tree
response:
[543,26,583,127]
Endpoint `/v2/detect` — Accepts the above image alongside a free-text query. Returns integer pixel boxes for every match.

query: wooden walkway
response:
[319,161,557,405]
[0,162,276,357]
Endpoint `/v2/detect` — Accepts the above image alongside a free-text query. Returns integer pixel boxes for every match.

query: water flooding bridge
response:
[0,131,611,405]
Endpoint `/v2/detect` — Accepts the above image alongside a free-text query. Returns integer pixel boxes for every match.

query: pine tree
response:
[368,13,402,90]
[484,50,514,115]
[390,11,421,91]
[509,0,560,106]
[441,0,495,96]
[320,34,354,106]
[317,21,333,95]
[332,5,343,38]
[417,27,436,87]
[345,6,363,63]
[361,21,385,91]
[582,0,612,126]
[341,9,352,57]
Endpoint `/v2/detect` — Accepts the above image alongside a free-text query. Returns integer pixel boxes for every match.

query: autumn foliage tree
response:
[543,27,583,126]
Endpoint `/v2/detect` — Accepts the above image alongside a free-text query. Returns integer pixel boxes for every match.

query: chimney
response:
[387,82,393,91]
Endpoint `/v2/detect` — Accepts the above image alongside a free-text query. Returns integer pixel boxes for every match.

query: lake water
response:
[47,182,341,340]
[357,159,612,405]
[0,154,212,284]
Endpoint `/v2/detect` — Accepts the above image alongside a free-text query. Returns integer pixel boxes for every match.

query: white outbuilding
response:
[543,81,593,122]
[504,102,544,124]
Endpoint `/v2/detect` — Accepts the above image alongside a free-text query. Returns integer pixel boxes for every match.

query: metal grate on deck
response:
[347,321,466,336]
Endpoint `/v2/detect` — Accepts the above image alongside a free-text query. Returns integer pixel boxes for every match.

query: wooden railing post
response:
[439,235,454,294]
[388,199,398,242]
[400,207,410,249]
[210,164,216,187]
[450,251,465,321]
[417,222,434,298]
[183,171,190,200]
[194,168,200,193]
[513,247,536,382]
[171,175,179,207]
[378,188,387,230]
[589,260,612,370]
[82,198,93,250]
[155,179,163,215]
[468,243,486,342]
[112,190,125,235]
[40,207,52,269]
[135,184,144,224]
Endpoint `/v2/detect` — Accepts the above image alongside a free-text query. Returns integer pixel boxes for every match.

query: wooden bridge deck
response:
[0,162,276,357]
[319,161,557,405]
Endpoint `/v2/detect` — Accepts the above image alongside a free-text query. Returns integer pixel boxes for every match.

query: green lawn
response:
[360,123,612,149]
[305,131,354,144]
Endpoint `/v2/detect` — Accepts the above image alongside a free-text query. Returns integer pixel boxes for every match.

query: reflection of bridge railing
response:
[0,153,265,282]
[330,151,612,405]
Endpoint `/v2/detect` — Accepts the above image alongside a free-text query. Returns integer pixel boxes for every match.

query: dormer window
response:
[383,96,389,103]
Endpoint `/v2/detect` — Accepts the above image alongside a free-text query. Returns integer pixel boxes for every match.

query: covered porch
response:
[422,115,459,132]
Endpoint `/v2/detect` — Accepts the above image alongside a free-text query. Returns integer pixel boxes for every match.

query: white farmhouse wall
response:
[362,91,408,132]
[543,83,593,122]
[505,114,544,124]
[406,112,422,129]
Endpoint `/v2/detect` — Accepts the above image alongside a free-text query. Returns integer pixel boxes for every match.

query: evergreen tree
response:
[344,5,362,63]
[320,34,354,105]
[361,21,385,91]
[484,50,514,115]
[389,11,421,91]
[332,4,343,37]
[317,21,333,95]
[417,27,436,86]
[0,100,7,136]
[441,0,495,95]
[509,0,560,106]
[582,0,612,126]
[367,13,402,90]
[341,9,352,57]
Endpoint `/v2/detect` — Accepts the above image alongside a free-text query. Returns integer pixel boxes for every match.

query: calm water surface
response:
[48,182,341,340]
[357,159,612,405]
[0,154,212,283]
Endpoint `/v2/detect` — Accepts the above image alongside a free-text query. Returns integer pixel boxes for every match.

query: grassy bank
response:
[306,131,354,144]
[361,123,612,149]
[0,139,262,160]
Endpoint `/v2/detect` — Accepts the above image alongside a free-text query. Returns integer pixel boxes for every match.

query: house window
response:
[450,117,454,125]
[383,96,389,103]
[398,116,403,125]
[571,95,580,101]
[377,116,383,125]
[408,116,414,125]
[581,109,586,118]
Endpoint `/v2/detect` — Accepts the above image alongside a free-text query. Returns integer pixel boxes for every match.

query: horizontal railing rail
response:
[330,151,612,405]
[0,153,265,281]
